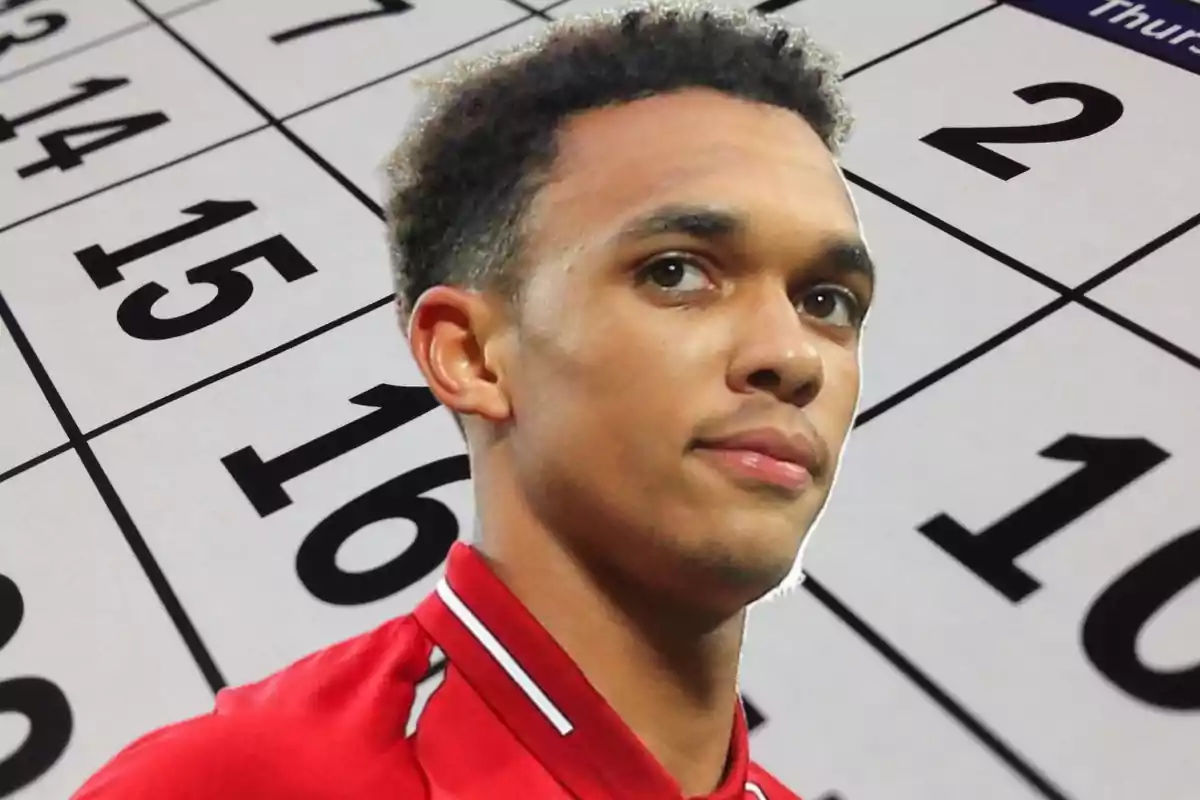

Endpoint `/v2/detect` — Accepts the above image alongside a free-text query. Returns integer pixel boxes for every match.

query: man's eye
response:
[801,285,862,328]
[639,255,713,292]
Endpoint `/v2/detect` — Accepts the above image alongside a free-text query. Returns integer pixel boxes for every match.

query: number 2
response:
[920,82,1124,180]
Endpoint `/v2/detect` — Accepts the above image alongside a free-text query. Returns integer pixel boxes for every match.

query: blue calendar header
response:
[1006,0,1200,75]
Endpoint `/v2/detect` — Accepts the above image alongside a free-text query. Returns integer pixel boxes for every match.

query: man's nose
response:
[727,299,826,408]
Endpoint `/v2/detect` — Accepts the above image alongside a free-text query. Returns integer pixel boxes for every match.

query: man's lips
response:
[692,427,819,493]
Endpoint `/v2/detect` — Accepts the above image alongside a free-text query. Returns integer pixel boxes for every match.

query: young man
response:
[73,2,873,798]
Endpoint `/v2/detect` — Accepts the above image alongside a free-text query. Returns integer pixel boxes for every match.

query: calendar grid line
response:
[158,0,225,20]
[0,0,222,89]
[1074,296,1200,372]
[845,169,1200,376]
[501,0,555,20]
[82,294,396,443]
[802,574,1073,800]
[0,287,393,490]
[0,440,71,485]
[0,124,271,239]
[0,20,153,87]
[855,296,1071,428]
[123,0,395,223]
[0,291,227,695]
[841,2,1002,80]
[277,6,567,124]
[844,171,1072,296]
[1073,207,1200,295]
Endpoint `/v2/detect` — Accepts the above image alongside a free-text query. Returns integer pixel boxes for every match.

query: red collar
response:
[414,542,753,800]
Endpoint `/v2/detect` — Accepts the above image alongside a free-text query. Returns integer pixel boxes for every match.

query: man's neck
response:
[476,522,747,796]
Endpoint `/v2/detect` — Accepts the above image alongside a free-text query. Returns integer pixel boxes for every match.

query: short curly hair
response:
[383,0,852,434]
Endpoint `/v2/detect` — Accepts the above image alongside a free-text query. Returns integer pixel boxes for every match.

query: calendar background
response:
[1,1,1198,798]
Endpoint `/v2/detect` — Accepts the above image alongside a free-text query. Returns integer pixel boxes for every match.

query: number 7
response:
[271,0,415,45]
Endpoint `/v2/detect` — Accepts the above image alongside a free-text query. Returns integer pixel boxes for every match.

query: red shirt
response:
[72,542,799,799]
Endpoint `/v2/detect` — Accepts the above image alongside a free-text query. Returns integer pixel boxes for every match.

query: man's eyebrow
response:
[614,204,744,245]
[820,238,875,285]
[613,203,874,283]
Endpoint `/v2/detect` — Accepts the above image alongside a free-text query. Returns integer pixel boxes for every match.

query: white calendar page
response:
[1,1,1197,799]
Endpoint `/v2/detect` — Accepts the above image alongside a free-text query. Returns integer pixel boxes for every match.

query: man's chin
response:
[661,538,803,615]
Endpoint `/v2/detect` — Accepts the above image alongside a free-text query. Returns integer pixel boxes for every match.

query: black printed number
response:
[0,573,73,797]
[1083,525,1200,710]
[0,76,168,178]
[918,435,1167,603]
[271,0,414,44]
[0,8,66,61]
[74,200,318,341]
[919,433,1200,709]
[920,82,1124,180]
[752,0,802,10]
[221,384,468,605]
[297,456,467,605]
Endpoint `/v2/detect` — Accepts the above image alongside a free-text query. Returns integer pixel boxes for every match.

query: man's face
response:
[497,88,871,612]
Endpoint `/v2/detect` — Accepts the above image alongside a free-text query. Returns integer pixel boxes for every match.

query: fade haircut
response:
[384,0,853,435]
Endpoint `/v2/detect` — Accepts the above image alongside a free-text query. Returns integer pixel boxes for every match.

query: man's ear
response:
[405,285,513,425]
